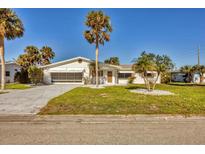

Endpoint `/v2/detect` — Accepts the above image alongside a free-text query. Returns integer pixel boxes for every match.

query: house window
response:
[118,73,132,79]
[6,71,10,77]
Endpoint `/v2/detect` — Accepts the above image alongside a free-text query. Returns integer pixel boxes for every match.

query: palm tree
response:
[104,57,120,65]
[180,65,193,83]
[40,46,55,65]
[84,10,112,87]
[0,9,24,90]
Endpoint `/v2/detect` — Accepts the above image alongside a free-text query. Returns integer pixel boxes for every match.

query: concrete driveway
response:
[0,84,80,115]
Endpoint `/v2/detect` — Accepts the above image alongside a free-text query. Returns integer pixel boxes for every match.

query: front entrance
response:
[107,71,112,83]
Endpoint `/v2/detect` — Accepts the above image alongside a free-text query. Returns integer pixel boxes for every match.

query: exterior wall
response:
[118,71,161,84]
[118,79,128,84]
[133,73,160,84]
[42,57,161,85]
[91,70,118,85]
[43,69,52,84]
[43,60,90,84]
[193,73,205,83]
[0,63,21,83]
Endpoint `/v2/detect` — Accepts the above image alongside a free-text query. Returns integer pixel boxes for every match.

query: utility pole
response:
[198,45,200,66]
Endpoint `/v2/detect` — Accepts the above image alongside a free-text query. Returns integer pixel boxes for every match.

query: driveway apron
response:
[0,84,80,115]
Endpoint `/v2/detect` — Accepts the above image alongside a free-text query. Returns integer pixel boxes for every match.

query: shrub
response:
[28,66,43,85]
[128,76,136,84]
[14,69,30,83]
[83,76,91,85]
[161,72,171,84]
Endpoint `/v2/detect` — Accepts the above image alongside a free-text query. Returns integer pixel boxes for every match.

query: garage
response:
[51,72,83,83]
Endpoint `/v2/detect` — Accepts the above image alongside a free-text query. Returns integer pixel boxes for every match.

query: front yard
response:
[39,84,205,115]
[6,83,31,90]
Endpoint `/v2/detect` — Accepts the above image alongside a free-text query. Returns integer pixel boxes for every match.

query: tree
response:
[17,46,40,69]
[153,54,174,89]
[0,9,24,90]
[84,10,112,87]
[40,46,55,65]
[132,52,174,91]
[132,52,156,91]
[104,57,120,65]
[180,65,193,83]
[28,66,43,85]
[16,45,55,83]
[17,45,55,69]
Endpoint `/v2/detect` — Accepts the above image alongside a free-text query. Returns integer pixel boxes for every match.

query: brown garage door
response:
[51,72,83,83]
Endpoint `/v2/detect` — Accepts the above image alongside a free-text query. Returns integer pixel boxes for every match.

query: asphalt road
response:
[0,115,205,144]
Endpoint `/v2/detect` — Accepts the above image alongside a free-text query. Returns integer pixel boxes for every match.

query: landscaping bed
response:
[39,84,205,115]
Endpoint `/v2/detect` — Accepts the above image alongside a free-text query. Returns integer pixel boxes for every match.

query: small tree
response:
[132,52,156,91]
[133,52,174,91]
[28,66,43,85]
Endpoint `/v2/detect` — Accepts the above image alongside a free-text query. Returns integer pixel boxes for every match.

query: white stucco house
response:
[41,56,161,85]
[0,61,21,83]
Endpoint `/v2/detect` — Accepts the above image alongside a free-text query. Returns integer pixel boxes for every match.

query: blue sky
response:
[5,9,205,68]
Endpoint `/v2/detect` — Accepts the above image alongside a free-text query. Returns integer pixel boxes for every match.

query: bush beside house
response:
[28,66,43,85]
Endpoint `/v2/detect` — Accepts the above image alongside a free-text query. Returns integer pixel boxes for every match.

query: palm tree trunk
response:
[95,43,99,87]
[0,36,5,90]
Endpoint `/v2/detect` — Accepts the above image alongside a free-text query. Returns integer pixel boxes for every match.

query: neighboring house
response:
[171,71,186,82]
[41,56,161,85]
[171,71,205,83]
[0,61,21,83]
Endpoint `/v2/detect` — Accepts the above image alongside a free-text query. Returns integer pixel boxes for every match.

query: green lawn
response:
[6,83,31,90]
[39,84,205,115]
[0,91,6,94]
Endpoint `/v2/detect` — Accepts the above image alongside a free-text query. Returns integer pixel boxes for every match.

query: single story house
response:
[0,61,21,83]
[41,56,161,85]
